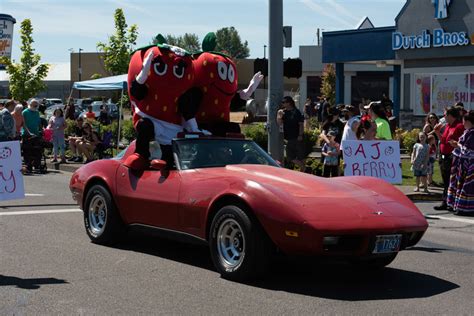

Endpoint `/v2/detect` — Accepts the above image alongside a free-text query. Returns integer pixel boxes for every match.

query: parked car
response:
[45,104,83,121]
[70,135,428,281]
[44,98,63,108]
[79,101,119,120]
[74,98,93,112]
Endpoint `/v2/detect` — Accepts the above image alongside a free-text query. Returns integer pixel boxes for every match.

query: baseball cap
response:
[327,131,337,137]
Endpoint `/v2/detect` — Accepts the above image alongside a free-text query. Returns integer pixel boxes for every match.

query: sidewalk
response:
[45,161,442,202]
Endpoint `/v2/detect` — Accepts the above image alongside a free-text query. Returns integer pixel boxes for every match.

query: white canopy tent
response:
[72,74,128,150]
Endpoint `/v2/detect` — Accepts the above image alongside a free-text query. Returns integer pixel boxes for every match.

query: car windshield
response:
[174,138,279,170]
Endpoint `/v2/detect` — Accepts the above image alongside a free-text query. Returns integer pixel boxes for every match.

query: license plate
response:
[372,234,402,254]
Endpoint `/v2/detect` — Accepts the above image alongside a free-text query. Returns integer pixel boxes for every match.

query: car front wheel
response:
[209,205,271,281]
[84,184,124,245]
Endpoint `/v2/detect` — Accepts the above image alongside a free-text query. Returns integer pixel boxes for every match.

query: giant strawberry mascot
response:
[192,32,263,135]
[124,35,200,170]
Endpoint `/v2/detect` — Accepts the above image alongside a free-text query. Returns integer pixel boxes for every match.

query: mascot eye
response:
[227,64,235,83]
[217,61,228,81]
[153,59,167,76]
[173,61,186,79]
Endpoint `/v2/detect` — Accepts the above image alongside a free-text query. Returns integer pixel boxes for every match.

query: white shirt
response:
[341,116,360,141]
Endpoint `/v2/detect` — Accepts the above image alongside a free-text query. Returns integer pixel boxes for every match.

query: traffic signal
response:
[253,58,268,76]
[284,58,302,78]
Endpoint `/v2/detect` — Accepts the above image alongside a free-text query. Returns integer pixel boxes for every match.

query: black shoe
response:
[74,156,83,163]
[434,203,448,211]
[67,156,77,162]
[447,206,454,212]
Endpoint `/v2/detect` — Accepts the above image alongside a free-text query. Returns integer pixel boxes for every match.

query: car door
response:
[115,164,181,230]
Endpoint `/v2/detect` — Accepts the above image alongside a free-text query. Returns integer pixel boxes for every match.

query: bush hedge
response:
[394,128,420,154]
[241,122,320,156]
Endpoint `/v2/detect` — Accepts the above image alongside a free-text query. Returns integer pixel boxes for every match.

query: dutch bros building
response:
[323,0,474,129]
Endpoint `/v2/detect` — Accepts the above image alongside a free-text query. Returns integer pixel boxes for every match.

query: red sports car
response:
[70,136,428,281]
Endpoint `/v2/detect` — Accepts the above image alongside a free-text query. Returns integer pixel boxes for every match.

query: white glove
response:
[239,71,264,100]
[136,50,154,84]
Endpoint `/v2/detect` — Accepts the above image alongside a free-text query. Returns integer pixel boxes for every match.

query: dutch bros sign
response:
[393,28,470,50]
[342,140,402,184]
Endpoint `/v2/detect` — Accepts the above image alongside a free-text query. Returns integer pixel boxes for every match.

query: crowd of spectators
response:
[0,98,107,173]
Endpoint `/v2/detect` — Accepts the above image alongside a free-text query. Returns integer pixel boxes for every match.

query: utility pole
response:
[267,0,284,161]
[78,48,83,98]
[263,44,267,90]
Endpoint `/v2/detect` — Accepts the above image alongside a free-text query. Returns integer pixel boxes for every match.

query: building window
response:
[414,73,473,115]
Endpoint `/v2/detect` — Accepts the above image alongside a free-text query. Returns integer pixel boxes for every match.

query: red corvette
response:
[70,136,428,281]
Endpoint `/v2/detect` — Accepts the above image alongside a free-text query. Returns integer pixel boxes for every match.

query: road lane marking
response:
[428,215,474,224]
[25,193,45,197]
[0,209,82,216]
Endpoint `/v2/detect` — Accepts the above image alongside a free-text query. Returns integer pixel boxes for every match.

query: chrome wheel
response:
[88,194,107,235]
[217,218,246,270]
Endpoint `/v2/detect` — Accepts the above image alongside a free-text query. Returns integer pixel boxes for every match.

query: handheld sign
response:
[0,141,25,201]
[341,140,402,184]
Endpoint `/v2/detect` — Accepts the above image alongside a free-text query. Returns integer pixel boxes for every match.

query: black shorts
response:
[286,138,305,161]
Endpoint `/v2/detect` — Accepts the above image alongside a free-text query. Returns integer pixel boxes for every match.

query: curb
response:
[405,193,442,202]
[46,162,81,173]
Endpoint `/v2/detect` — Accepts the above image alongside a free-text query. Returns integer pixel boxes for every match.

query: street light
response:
[78,48,83,98]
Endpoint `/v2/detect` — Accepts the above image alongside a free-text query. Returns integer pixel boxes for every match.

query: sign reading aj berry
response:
[342,140,402,184]
[0,141,25,201]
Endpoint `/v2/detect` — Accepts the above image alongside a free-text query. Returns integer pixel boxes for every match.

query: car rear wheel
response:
[84,184,124,245]
[209,205,271,281]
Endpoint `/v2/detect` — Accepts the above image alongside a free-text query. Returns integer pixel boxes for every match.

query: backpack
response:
[0,109,15,141]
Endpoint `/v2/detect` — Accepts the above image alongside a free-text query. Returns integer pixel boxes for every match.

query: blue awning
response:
[72,74,127,90]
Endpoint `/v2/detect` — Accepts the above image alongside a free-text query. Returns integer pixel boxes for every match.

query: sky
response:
[2,0,406,63]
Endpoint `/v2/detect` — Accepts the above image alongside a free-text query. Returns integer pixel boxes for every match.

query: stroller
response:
[22,133,52,174]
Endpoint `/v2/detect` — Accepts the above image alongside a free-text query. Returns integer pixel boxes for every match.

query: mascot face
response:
[193,52,238,122]
[128,45,194,124]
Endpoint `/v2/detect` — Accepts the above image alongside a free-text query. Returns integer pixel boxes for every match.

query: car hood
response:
[197,165,377,198]
[196,165,419,220]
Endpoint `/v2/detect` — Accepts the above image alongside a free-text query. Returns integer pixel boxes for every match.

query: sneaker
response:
[414,187,420,192]
[50,158,58,163]
[60,159,67,164]
[67,156,77,162]
[433,203,448,211]
[423,188,430,193]
[74,156,83,163]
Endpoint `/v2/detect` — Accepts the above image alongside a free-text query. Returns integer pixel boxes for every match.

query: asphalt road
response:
[1,171,473,315]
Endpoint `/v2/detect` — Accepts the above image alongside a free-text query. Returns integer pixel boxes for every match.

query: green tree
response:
[0,19,49,102]
[215,27,250,58]
[154,33,201,52]
[321,64,336,106]
[97,8,138,75]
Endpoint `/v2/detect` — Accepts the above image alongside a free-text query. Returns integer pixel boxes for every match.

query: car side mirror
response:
[150,159,167,171]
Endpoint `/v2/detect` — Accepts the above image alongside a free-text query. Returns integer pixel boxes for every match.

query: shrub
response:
[121,119,137,143]
[242,123,267,150]
[394,128,420,153]
[65,119,76,138]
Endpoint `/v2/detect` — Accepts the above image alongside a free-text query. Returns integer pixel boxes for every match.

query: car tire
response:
[209,205,271,281]
[351,253,398,270]
[84,184,125,245]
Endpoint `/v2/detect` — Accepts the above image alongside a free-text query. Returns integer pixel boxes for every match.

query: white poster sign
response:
[0,141,25,201]
[342,140,402,184]
[432,74,470,114]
